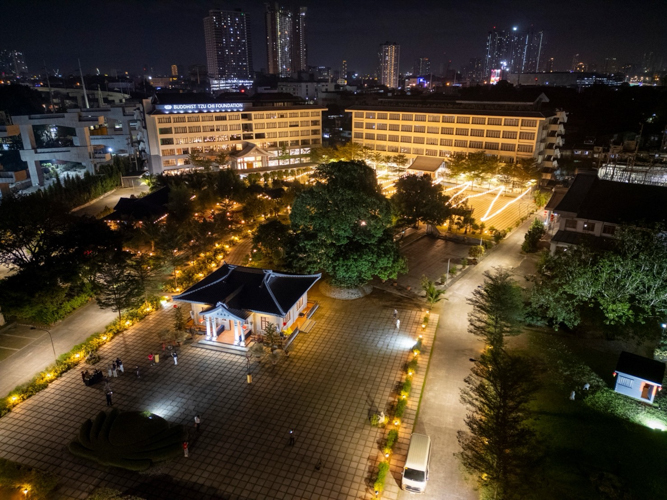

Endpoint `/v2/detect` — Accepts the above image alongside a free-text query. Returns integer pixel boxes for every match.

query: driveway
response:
[401,218,536,500]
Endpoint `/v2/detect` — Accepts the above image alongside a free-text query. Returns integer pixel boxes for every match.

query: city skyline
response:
[1,0,665,78]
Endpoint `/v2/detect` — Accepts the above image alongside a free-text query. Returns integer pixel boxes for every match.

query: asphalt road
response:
[400,218,535,500]
[0,301,116,396]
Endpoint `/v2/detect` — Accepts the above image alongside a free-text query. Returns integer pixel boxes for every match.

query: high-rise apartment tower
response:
[379,42,400,88]
[204,9,253,91]
[265,3,307,78]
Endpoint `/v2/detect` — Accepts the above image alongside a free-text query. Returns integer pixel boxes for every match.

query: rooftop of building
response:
[407,156,444,172]
[174,263,321,317]
[104,186,170,221]
[554,173,667,224]
[616,351,666,385]
[346,93,558,117]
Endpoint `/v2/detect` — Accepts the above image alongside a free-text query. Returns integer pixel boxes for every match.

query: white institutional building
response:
[346,94,566,176]
[143,93,325,175]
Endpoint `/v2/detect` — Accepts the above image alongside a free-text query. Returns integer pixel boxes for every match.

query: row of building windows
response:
[564,219,616,235]
[354,133,534,153]
[161,139,320,158]
[156,111,320,124]
[159,120,320,135]
[159,129,320,146]
[353,112,538,128]
[349,143,517,162]
[355,122,536,141]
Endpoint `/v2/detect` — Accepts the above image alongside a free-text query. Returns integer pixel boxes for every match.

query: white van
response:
[401,433,432,493]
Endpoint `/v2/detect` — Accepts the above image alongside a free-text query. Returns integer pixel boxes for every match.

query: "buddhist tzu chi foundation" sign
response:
[155,103,245,113]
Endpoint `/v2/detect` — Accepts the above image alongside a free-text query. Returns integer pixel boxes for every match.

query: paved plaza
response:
[0,287,436,500]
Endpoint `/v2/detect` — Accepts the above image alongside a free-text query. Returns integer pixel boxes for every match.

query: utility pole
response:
[78,58,90,109]
[43,61,54,112]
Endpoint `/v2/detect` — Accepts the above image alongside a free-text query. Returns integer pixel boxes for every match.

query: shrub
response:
[413,338,423,352]
[449,265,458,275]
[374,461,390,493]
[468,245,485,258]
[383,429,400,455]
[460,258,468,268]
[406,358,419,374]
[395,399,407,418]
[493,230,506,244]
[401,379,412,398]
[522,218,546,253]
[68,410,186,472]
[0,458,58,499]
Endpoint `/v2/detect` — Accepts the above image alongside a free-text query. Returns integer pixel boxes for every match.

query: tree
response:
[262,322,282,350]
[188,152,213,171]
[391,174,452,229]
[242,194,272,221]
[457,348,540,499]
[288,161,406,287]
[529,226,667,335]
[166,184,193,226]
[93,254,145,322]
[393,154,409,171]
[421,276,446,309]
[253,218,291,267]
[521,218,546,253]
[468,268,524,348]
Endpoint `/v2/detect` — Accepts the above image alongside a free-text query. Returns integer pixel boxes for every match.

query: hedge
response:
[373,461,390,493]
[0,296,162,418]
[395,398,407,418]
[0,458,58,499]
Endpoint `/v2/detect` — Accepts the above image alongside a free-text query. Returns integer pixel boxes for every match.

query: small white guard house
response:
[613,351,666,404]
[174,264,320,347]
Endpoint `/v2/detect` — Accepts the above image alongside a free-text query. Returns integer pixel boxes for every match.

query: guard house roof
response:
[616,351,666,385]
[554,174,667,224]
[104,186,170,221]
[174,264,321,317]
[407,156,444,173]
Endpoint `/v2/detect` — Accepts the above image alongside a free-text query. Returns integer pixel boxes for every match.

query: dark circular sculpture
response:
[68,409,187,471]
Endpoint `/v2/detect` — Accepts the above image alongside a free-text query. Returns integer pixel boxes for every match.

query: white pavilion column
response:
[205,316,212,340]
[239,322,247,347]
[211,316,218,340]
[233,320,240,345]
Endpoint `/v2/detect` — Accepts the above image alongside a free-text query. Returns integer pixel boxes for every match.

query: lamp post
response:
[19,324,57,364]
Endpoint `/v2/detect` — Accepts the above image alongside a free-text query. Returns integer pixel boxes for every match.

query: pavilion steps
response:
[192,339,254,356]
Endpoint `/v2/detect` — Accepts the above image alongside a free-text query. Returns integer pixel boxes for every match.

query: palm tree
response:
[421,276,446,309]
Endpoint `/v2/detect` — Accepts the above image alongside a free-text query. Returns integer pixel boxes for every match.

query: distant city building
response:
[341,59,347,80]
[379,42,400,88]
[546,57,555,72]
[642,51,656,74]
[506,72,625,87]
[170,65,179,80]
[0,49,28,78]
[265,3,307,78]
[464,57,484,84]
[413,57,431,76]
[483,27,544,79]
[204,9,254,91]
[571,54,580,71]
[603,57,618,74]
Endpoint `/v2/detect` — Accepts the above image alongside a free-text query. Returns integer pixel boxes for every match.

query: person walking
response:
[135,366,140,378]
[107,364,113,378]
[116,358,124,374]
[194,415,201,432]
[172,351,178,365]
[396,318,400,330]
[393,309,398,319]
[148,353,154,366]
[81,370,87,385]
[112,362,118,378]
[183,441,189,458]
[288,429,295,446]
[103,379,111,394]
[106,390,113,406]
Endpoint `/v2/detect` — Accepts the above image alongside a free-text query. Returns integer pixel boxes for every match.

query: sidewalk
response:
[72,184,150,217]
[0,301,116,396]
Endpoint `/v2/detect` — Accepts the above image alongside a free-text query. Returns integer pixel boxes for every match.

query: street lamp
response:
[19,324,57,364]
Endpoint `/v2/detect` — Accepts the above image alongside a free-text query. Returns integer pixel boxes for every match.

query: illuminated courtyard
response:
[0,288,434,500]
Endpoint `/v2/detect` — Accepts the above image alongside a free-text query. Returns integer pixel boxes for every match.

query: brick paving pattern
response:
[0,288,436,500]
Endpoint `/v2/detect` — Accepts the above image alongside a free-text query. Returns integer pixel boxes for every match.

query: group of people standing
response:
[106,358,124,378]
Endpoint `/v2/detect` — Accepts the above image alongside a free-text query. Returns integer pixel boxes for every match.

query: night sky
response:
[2,0,665,76]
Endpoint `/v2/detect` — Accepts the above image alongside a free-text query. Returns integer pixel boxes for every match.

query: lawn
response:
[516,330,667,499]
